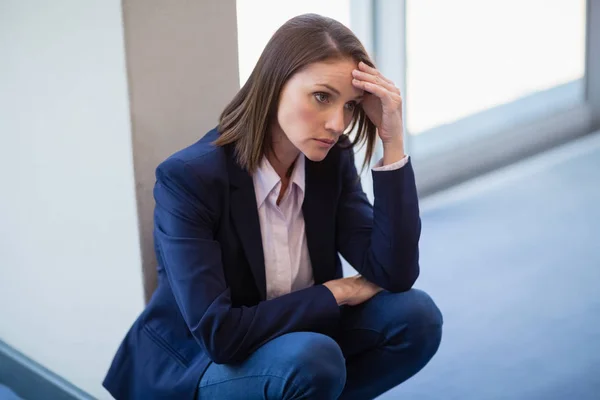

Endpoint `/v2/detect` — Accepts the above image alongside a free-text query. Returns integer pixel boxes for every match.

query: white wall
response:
[0,1,144,398]
[0,0,241,398]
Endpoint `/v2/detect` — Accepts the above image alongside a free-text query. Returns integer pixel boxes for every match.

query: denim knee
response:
[281,332,346,399]
[399,289,443,362]
[399,288,444,330]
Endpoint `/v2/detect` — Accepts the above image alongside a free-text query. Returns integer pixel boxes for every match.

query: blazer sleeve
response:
[153,158,340,365]
[335,147,421,292]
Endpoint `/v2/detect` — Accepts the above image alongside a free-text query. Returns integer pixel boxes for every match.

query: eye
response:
[345,101,357,112]
[314,92,329,103]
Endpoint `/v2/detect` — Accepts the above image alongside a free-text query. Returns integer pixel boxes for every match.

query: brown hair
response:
[214,13,377,173]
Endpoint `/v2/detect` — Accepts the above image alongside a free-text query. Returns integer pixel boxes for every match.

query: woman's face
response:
[272,58,364,162]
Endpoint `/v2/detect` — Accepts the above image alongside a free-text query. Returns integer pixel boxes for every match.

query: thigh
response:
[196,332,346,400]
[337,288,443,359]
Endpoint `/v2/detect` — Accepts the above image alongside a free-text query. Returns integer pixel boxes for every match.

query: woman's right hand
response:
[323,275,383,306]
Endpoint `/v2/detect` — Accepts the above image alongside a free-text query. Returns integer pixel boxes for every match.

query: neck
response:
[266,149,298,180]
[267,125,300,180]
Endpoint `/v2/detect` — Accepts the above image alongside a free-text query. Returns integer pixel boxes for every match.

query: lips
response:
[314,138,335,145]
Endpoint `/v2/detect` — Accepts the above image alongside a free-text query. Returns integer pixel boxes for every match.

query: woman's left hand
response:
[352,61,404,146]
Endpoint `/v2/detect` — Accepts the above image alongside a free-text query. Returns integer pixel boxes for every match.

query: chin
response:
[302,149,330,162]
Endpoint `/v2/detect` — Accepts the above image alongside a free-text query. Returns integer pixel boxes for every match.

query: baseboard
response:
[0,339,94,400]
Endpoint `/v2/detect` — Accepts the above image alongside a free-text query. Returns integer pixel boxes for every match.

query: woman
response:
[103,13,443,400]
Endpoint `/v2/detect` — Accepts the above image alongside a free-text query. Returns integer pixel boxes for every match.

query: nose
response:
[324,107,346,136]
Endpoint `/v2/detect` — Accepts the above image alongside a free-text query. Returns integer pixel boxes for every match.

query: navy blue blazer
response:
[102,127,421,399]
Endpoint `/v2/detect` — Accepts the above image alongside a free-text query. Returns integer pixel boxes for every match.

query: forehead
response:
[300,58,358,77]
[292,59,361,94]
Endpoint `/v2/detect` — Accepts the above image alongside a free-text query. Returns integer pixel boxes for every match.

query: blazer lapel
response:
[303,158,337,284]
[227,149,267,300]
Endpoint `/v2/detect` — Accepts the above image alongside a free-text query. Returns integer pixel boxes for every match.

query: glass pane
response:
[236,0,351,87]
[406,0,586,156]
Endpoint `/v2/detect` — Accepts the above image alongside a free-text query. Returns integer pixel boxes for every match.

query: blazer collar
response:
[302,156,337,285]
[227,147,267,300]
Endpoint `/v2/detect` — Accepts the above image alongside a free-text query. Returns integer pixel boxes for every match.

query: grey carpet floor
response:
[380,132,600,399]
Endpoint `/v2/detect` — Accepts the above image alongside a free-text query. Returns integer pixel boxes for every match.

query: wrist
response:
[323,281,348,306]
[382,137,405,166]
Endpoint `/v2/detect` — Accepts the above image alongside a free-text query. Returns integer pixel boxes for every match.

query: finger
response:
[352,69,399,95]
[352,78,394,105]
[358,61,382,77]
[357,62,401,95]
[355,64,394,86]
[358,62,396,86]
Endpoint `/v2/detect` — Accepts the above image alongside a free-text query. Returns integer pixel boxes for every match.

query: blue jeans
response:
[196,289,443,399]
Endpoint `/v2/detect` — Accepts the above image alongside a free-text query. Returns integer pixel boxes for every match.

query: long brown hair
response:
[214,13,377,173]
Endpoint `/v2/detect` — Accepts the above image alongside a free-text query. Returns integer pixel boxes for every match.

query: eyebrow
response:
[316,83,363,100]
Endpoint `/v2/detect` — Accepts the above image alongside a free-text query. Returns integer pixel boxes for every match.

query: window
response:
[405,0,587,158]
